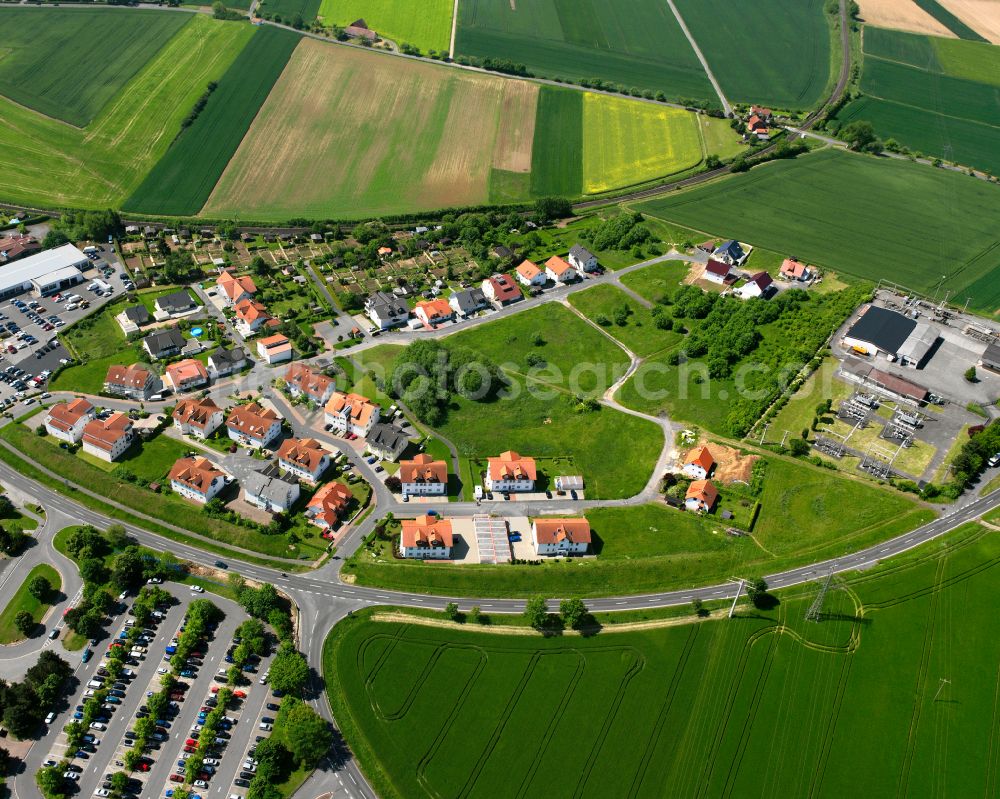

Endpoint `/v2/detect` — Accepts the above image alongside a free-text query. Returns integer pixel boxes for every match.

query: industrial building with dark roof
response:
[843,306,916,355]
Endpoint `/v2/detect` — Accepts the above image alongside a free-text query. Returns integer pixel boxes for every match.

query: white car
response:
[90,721,106,731]
[258,722,272,731]
[194,780,209,789]
[190,585,205,593]
[242,762,256,773]
[44,712,55,724]
[157,667,169,675]
[63,772,79,781]
[95,790,111,797]
[203,758,219,766]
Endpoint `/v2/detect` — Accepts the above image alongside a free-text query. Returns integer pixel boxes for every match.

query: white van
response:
[82,246,99,255]
[87,679,103,689]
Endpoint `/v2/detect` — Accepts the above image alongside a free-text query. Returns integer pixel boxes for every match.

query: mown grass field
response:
[455,0,716,105]
[317,0,454,52]
[567,284,683,357]
[330,521,998,799]
[618,259,691,302]
[0,563,60,643]
[637,148,1000,313]
[125,26,300,217]
[675,0,832,109]
[0,15,251,210]
[0,9,189,126]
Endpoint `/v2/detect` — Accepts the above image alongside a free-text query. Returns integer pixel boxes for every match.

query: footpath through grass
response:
[0,563,61,643]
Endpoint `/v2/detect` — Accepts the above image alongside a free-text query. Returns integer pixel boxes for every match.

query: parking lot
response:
[32,584,277,799]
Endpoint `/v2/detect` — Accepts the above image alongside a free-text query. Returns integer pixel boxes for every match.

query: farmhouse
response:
[746,114,770,140]
[217,270,257,306]
[486,450,536,493]
[712,240,748,266]
[685,479,718,512]
[115,304,151,335]
[306,481,354,531]
[243,463,300,514]
[284,363,335,405]
[0,243,87,300]
[324,391,380,437]
[736,271,773,300]
[415,298,455,327]
[366,423,409,462]
[843,305,939,367]
[568,244,599,273]
[82,412,134,463]
[154,290,197,319]
[207,347,247,378]
[399,453,447,495]
[104,363,158,400]
[703,259,731,284]
[276,437,330,483]
[234,299,273,336]
[532,518,591,556]
[400,515,453,559]
[226,402,282,449]
[515,260,545,287]
[142,328,186,361]
[163,359,209,393]
[44,398,95,444]
[545,255,577,284]
[169,456,226,504]
[682,446,715,480]
[482,274,523,305]
[257,334,293,364]
[780,258,813,281]
[0,233,40,264]
[344,18,378,40]
[449,287,488,317]
[172,397,224,439]
[365,291,409,329]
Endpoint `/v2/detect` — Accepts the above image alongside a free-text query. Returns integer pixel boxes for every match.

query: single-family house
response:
[364,291,409,329]
[142,328,186,360]
[104,363,158,400]
[154,290,196,318]
[414,298,455,327]
[703,259,732,285]
[399,453,447,495]
[750,105,773,123]
[306,481,354,531]
[256,334,292,364]
[172,397,224,439]
[449,287,488,317]
[568,244,599,273]
[780,258,813,281]
[324,391,380,437]
[486,450,536,493]
[44,398,95,443]
[685,479,718,513]
[682,446,715,480]
[482,274,523,305]
[217,270,257,306]
[226,402,282,449]
[276,437,330,483]
[545,255,577,284]
[242,463,300,514]
[365,423,409,462]
[492,244,516,265]
[515,260,545,287]
[207,347,247,378]
[746,114,770,140]
[712,240,748,266]
[284,363,335,405]
[82,413,133,462]
[234,299,273,336]
[169,456,226,504]
[163,359,210,393]
[737,271,773,300]
[0,233,41,264]
[115,304,151,335]
[400,515,453,559]
[532,518,591,556]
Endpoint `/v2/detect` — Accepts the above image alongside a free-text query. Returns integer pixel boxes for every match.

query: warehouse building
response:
[843,305,940,368]
[0,243,88,300]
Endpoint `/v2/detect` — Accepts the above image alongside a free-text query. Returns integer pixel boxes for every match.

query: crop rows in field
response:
[124,25,301,217]
[317,0,455,53]
[636,148,1000,312]
[0,8,190,126]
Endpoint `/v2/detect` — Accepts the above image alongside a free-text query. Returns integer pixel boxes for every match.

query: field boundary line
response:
[449,0,459,58]
[662,0,732,116]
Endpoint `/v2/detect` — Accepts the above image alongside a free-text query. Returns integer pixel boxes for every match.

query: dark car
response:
[213,561,227,569]
[239,772,255,781]
[266,703,280,711]
[234,779,251,788]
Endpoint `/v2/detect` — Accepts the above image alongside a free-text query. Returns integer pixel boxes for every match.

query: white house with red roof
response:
[226,402,282,449]
[780,258,813,281]
[515,260,545,287]
[737,271,774,300]
[481,274,523,305]
[169,456,226,504]
[545,255,577,284]
[324,391,380,437]
[82,413,134,462]
[485,450,536,493]
[682,445,715,480]
[276,437,330,483]
[414,299,455,327]
[400,515,453,559]
[44,398,95,444]
[532,518,592,556]
[399,453,447,496]
[217,270,257,307]
[703,259,732,285]
[284,363,335,405]
[172,398,224,440]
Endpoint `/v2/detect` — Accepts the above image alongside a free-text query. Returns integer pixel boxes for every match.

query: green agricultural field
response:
[125,26,301,217]
[674,0,833,109]
[317,0,455,52]
[0,15,251,210]
[636,148,1000,313]
[258,0,322,23]
[330,521,998,799]
[568,284,683,357]
[0,9,189,126]
[0,563,60,643]
[529,87,583,198]
[912,0,988,40]
[455,0,717,105]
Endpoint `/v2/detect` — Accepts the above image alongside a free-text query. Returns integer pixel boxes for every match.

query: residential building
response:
[234,299,272,336]
[142,328,186,360]
[306,481,354,531]
[207,347,247,378]
[532,518,591,556]
[779,258,813,281]
[242,463,300,514]
[284,363,335,405]
[492,244,516,264]
[172,397,224,439]
[82,413,133,462]
[515,260,545,287]
[365,291,409,329]
[685,479,718,512]
[482,274,523,305]
[750,105,774,122]
[0,233,40,265]
[366,423,409,462]
[568,244,599,273]
[449,287,487,317]
[399,453,447,495]
[400,515,453,559]
[553,475,584,492]
[276,437,330,483]
[0,243,87,301]
[104,364,158,400]
[115,304,151,335]
[44,398,95,443]
[703,259,732,285]
[344,18,377,40]
[324,391,380,437]
[682,446,715,480]
[154,290,196,318]
[712,240,748,266]
[737,271,773,300]
[226,402,282,449]
[217,270,257,306]
[257,334,292,364]
[169,456,226,504]
[485,450,536,493]
[545,256,577,284]
[747,114,770,139]
[163,359,210,393]
[414,299,455,327]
